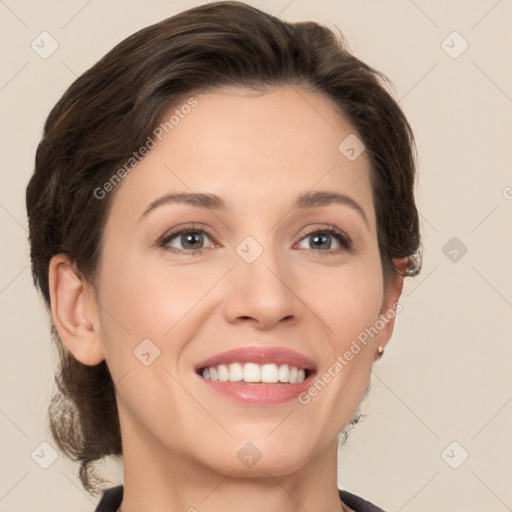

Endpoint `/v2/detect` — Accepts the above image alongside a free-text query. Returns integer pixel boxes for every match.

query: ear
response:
[48,253,105,366]
[373,257,408,361]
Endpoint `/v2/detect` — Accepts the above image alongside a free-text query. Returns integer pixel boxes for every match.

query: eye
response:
[156,224,352,255]
[296,226,352,253]
[157,225,216,254]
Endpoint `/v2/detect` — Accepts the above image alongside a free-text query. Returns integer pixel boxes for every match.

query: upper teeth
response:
[202,363,307,384]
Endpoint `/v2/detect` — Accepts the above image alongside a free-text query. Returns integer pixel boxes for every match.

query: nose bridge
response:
[224,230,298,327]
[236,230,292,294]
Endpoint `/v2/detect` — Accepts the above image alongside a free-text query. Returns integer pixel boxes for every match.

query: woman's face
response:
[90,86,402,477]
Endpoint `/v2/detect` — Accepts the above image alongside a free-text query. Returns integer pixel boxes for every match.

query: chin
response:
[201,431,319,478]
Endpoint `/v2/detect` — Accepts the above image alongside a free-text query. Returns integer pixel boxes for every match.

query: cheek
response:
[302,257,384,343]
[95,249,222,362]
[301,254,383,412]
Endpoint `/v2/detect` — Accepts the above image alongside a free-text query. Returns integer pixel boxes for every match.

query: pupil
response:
[312,234,330,249]
[184,232,202,249]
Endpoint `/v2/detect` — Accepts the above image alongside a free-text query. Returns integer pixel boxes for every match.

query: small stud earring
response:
[376,345,385,357]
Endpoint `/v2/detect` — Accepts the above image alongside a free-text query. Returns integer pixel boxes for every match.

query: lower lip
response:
[198,374,315,406]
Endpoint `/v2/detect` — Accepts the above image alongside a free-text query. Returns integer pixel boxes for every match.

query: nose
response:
[223,241,298,330]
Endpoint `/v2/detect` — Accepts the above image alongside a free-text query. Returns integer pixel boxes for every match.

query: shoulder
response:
[338,488,387,512]
[94,485,123,512]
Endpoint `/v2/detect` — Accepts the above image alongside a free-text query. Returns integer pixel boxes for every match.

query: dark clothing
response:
[94,485,386,511]
[339,489,386,511]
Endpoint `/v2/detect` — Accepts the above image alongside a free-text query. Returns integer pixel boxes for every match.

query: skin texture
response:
[49,86,405,512]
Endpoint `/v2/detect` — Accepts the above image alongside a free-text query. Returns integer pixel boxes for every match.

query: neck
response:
[117,428,347,512]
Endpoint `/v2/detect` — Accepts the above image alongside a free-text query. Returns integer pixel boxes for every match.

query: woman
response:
[26,2,421,511]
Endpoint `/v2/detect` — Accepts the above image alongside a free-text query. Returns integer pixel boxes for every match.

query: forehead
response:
[107,86,375,228]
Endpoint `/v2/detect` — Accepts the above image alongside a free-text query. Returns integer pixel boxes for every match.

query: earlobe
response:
[48,253,105,366]
[374,257,408,360]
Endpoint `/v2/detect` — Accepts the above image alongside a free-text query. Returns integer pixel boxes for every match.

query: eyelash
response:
[156,223,352,256]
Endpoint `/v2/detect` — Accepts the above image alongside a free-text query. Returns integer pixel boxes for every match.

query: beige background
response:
[1,1,511,511]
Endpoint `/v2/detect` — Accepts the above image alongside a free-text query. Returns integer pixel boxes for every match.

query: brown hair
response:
[26,0,421,494]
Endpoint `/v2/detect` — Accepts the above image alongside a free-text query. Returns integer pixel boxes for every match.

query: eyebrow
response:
[139,190,369,227]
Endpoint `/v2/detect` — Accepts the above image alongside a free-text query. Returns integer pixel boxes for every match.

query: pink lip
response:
[199,378,315,406]
[194,346,317,372]
[194,346,317,406]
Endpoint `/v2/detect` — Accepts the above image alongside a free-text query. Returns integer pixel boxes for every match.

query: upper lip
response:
[194,347,317,372]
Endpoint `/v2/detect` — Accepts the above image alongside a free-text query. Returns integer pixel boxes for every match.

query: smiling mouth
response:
[196,362,314,384]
